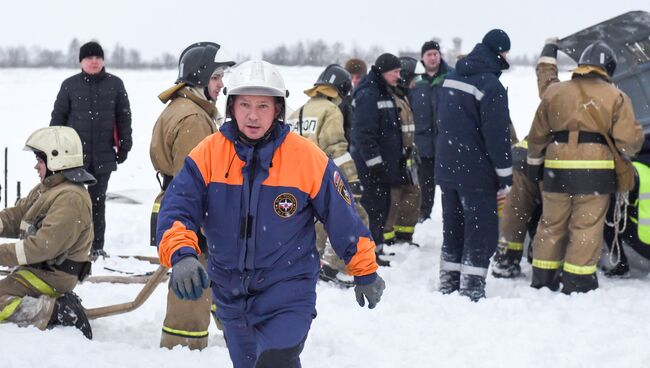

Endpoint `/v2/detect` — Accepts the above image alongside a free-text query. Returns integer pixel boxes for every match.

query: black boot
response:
[459,274,486,302]
[491,250,522,278]
[439,270,460,294]
[318,264,355,288]
[561,272,598,295]
[374,245,392,267]
[395,232,420,247]
[604,261,630,278]
[375,253,392,267]
[531,267,560,291]
[48,292,92,339]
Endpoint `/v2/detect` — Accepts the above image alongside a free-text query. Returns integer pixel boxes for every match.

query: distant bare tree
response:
[111,44,126,68]
[36,49,65,67]
[5,46,29,67]
[306,39,329,66]
[67,38,81,67]
[126,49,141,68]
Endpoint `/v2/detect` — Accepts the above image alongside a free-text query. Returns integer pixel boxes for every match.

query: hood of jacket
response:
[455,43,509,77]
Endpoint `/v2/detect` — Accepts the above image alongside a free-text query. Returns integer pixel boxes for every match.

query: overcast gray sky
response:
[3,0,648,60]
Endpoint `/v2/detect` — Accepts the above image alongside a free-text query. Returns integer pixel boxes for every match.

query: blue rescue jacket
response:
[434,43,512,191]
[156,121,378,327]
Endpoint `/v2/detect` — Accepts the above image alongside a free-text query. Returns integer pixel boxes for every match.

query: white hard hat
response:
[24,126,84,171]
[226,60,288,98]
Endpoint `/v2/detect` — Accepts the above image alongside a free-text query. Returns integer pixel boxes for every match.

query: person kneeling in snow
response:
[156,60,385,367]
[0,126,95,339]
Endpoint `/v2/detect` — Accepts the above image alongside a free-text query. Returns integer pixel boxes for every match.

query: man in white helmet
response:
[150,41,235,350]
[0,126,95,339]
[156,60,385,367]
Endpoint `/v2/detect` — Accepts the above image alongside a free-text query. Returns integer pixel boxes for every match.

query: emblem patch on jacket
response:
[333,171,352,205]
[274,193,298,218]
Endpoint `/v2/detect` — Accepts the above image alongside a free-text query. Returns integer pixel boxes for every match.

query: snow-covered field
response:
[1,66,649,367]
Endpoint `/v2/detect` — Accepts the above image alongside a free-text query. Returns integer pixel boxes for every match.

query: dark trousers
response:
[440,186,498,270]
[359,173,391,244]
[418,157,436,221]
[88,172,111,251]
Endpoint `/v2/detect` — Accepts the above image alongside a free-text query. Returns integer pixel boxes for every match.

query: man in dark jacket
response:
[435,30,513,301]
[352,53,406,265]
[412,41,453,221]
[50,41,132,260]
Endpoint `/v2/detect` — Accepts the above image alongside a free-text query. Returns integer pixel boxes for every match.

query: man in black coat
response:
[352,53,406,266]
[50,41,132,260]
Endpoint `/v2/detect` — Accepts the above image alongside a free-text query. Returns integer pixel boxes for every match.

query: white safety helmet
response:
[225,60,289,121]
[24,126,84,171]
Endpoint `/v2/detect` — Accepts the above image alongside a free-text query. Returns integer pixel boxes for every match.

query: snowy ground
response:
[1,67,650,367]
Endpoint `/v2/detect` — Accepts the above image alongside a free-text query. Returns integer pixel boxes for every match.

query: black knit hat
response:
[79,41,104,62]
[374,53,401,73]
[482,29,510,54]
[421,41,440,57]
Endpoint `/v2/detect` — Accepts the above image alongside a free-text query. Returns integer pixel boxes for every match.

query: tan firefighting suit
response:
[287,85,368,273]
[526,65,643,293]
[493,59,559,273]
[0,174,92,329]
[150,84,222,350]
[383,91,420,244]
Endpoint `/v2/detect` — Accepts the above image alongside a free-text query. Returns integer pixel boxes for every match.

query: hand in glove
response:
[354,274,385,309]
[170,256,209,300]
[116,150,128,164]
[541,37,559,59]
[367,163,386,181]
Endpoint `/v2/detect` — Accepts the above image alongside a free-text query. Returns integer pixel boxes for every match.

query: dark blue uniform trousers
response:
[439,186,498,273]
[219,277,316,368]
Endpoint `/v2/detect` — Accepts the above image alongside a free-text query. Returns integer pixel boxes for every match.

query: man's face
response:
[80,56,104,75]
[382,69,401,87]
[35,157,47,182]
[499,51,509,61]
[232,95,280,140]
[422,49,441,74]
[207,72,225,101]
[351,73,362,88]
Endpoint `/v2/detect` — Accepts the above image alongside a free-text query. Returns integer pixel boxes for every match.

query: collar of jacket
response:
[422,58,452,84]
[571,65,611,82]
[40,173,67,191]
[456,43,509,77]
[357,66,395,97]
[304,84,339,100]
[81,67,107,83]
[220,120,290,161]
[175,86,217,117]
[158,82,186,103]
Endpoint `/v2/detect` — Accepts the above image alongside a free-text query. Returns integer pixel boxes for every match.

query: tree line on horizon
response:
[0,38,575,69]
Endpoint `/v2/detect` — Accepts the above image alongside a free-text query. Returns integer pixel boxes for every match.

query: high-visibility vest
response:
[631,162,650,244]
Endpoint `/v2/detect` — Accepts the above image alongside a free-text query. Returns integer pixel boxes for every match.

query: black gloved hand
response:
[116,150,128,164]
[367,163,386,180]
[170,256,209,300]
[354,275,385,309]
[541,37,559,59]
[348,180,363,198]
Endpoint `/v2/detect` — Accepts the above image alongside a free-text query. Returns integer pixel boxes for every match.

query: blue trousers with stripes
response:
[440,186,498,271]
